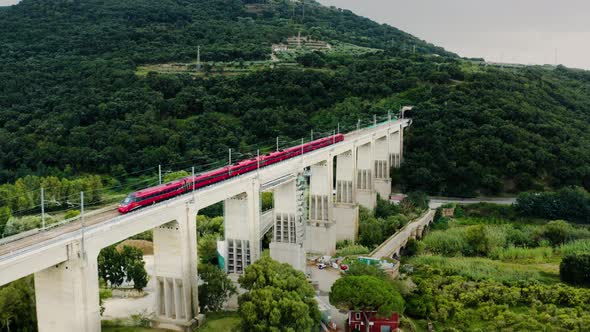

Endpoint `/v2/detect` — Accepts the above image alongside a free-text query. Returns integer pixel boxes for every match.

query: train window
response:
[121,194,136,204]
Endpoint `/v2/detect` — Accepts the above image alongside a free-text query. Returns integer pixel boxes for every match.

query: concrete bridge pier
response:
[374,135,392,200]
[333,150,359,242]
[222,179,262,274]
[152,204,199,331]
[356,141,376,209]
[305,159,336,255]
[270,176,306,272]
[34,242,101,332]
[389,127,402,169]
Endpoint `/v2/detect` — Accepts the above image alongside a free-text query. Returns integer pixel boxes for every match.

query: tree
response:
[98,245,148,290]
[542,220,574,246]
[238,256,320,331]
[198,263,237,312]
[0,207,11,236]
[99,246,126,287]
[198,233,219,264]
[330,276,405,318]
[560,253,590,287]
[345,263,388,280]
[403,238,419,257]
[0,277,37,332]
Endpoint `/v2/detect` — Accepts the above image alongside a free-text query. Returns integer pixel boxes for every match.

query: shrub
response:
[516,187,590,223]
[559,239,590,256]
[489,246,554,263]
[63,209,80,220]
[560,253,590,286]
[335,244,370,257]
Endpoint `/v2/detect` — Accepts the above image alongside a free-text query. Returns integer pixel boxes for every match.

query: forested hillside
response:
[1,0,590,197]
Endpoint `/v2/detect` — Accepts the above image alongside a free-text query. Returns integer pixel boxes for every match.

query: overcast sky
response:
[319,0,590,69]
[2,0,589,69]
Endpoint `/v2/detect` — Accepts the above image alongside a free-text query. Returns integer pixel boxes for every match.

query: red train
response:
[118,134,345,213]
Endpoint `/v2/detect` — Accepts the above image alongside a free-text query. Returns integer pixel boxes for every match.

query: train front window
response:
[121,194,136,205]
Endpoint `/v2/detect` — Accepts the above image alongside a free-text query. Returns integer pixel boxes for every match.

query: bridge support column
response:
[270,176,306,272]
[222,179,261,274]
[333,150,359,242]
[153,203,199,331]
[305,159,336,255]
[34,243,101,332]
[374,135,391,200]
[356,142,376,209]
[389,127,402,169]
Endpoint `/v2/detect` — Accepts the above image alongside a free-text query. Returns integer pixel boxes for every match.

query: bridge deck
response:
[0,119,409,284]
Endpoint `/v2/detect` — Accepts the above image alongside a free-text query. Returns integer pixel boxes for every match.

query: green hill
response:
[1,0,589,197]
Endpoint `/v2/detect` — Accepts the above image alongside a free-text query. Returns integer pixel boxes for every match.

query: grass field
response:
[196,312,240,332]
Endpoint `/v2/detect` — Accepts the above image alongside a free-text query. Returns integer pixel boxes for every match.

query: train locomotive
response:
[118,134,345,213]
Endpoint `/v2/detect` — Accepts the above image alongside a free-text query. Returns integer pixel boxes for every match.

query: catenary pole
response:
[158,165,162,184]
[41,188,45,229]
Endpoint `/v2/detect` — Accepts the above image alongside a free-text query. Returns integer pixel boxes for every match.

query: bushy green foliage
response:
[163,170,190,183]
[3,214,57,237]
[422,217,590,258]
[330,276,405,317]
[358,198,416,249]
[345,263,388,280]
[516,187,590,223]
[489,246,554,263]
[403,238,419,257]
[461,202,518,220]
[0,175,103,212]
[198,263,237,313]
[0,207,10,236]
[559,239,590,256]
[335,244,370,257]
[198,233,220,265]
[560,253,590,287]
[401,66,590,197]
[0,0,454,184]
[0,277,36,332]
[98,245,148,290]
[406,269,590,330]
[238,256,320,332]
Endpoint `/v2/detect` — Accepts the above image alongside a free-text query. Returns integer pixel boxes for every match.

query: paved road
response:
[429,197,516,209]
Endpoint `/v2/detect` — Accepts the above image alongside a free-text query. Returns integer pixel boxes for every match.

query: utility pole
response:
[374,114,377,126]
[357,118,360,132]
[257,150,260,173]
[41,188,45,229]
[337,123,340,134]
[228,148,232,176]
[191,166,195,193]
[81,191,85,257]
[311,129,314,141]
[276,137,279,151]
[158,165,162,184]
[301,138,304,156]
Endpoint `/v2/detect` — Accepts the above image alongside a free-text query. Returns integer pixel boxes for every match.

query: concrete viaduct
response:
[0,119,409,332]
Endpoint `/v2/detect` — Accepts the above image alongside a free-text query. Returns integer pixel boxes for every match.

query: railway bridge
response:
[0,118,409,332]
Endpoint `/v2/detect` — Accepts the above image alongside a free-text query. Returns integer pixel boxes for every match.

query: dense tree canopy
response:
[330,275,405,317]
[237,256,320,332]
[3,0,589,198]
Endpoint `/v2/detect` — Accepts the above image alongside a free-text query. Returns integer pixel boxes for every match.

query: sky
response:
[319,0,590,69]
[1,0,589,69]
